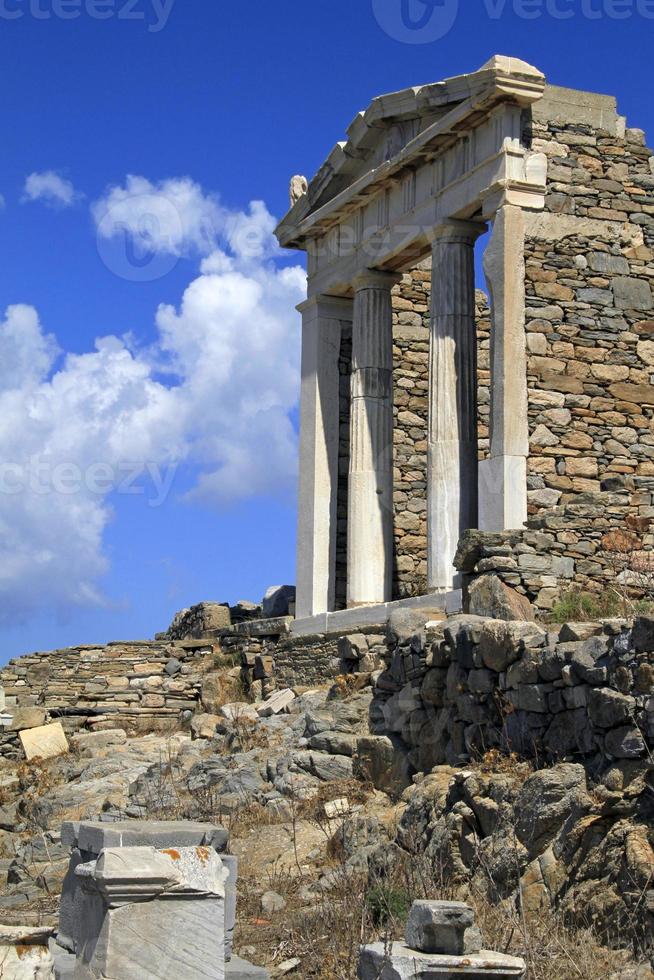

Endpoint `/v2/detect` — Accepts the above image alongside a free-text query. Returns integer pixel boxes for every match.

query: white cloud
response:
[92,175,222,257]
[92,176,285,263]
[22,171,79,208]
[0,197,306,621]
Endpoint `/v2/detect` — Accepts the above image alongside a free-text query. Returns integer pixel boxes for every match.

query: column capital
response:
[352,269,402,292]
[430,219,487,245]
[297,294,353,320]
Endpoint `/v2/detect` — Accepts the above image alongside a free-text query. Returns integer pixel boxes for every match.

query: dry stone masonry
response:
[368,611,654,774]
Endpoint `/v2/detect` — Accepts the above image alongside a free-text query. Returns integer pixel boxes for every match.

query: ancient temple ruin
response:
[276,55,654,630]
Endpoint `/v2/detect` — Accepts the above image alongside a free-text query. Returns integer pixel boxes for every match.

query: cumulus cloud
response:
[0,196,306,621]
[92,175,223,257]
[22,171,79,208]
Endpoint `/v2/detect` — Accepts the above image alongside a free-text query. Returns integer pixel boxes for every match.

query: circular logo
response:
[372,0,459,43]
[95,193,182,282]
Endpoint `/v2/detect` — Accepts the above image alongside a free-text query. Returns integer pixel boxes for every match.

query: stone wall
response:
[456,487,654,615]
[0,639,213,749]
[524,103,654,517]
[371,611,654,774]
[391,265,430,598]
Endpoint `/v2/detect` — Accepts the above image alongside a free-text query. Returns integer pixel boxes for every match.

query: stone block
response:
[5,706,47,731]
[255,689,296,717]
[405,901,479,956]
[19,721,68,761]
[613,277,653,311]
[357,944,526,978]
[73,846,227,980]
[0,925,54,979]
[62,819,229,856]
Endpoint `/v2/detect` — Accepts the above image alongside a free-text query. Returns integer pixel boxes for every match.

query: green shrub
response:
[549,587,621,624]
[365,883,412,927]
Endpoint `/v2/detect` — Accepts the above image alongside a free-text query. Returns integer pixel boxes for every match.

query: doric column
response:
[296,295,353,620]
[480,205,529,531]
[347,270,399,607]
[428,221,483,592]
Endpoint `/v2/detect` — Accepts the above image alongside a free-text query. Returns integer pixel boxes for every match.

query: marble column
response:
[480,205,529,531]
[296,295,353,620]
[428,222,483,592]
[347,270,399,607]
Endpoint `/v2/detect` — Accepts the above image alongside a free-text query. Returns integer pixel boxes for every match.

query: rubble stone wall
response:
[524,107,654,519]
[455,489,654,614]
[0,640,212,749]
[371,612,654,774]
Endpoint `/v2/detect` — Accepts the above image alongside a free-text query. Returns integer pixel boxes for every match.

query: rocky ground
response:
[0,665,652,979]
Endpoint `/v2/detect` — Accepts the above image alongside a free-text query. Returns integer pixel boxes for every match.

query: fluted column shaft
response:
[428,222,482,591]
[347,270,399,607]
[296,295,353,619]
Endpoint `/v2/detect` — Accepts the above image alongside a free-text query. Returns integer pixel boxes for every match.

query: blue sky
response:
[0,0,652,660]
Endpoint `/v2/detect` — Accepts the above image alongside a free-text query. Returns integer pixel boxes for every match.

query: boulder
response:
[191,713,221,740]
[262,585,296,619]
[605,725,647,759]
[588,688,635,729]
[220,703,259,723]
[70,729,127,756]
[354,735,413,799]
[478,621,544,673]
[515,764,588,856]
[468,574,535,622]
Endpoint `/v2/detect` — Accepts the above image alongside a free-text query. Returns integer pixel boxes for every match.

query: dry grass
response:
[232,814,647,980]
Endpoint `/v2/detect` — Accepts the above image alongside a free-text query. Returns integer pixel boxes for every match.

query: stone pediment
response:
[276,56,545,250]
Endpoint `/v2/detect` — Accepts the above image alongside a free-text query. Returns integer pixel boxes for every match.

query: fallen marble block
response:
[357,944,526,979]
[58,820,228,955]
[0,925,55,979]
[19,721,69,761]
[74,845,228,980]
[255,689,296,717]
[405,899,481,956]
[225,956,271,978]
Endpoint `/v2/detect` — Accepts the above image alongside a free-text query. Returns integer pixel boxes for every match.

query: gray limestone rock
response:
[468,575,535,622]
[262,585,296,619]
